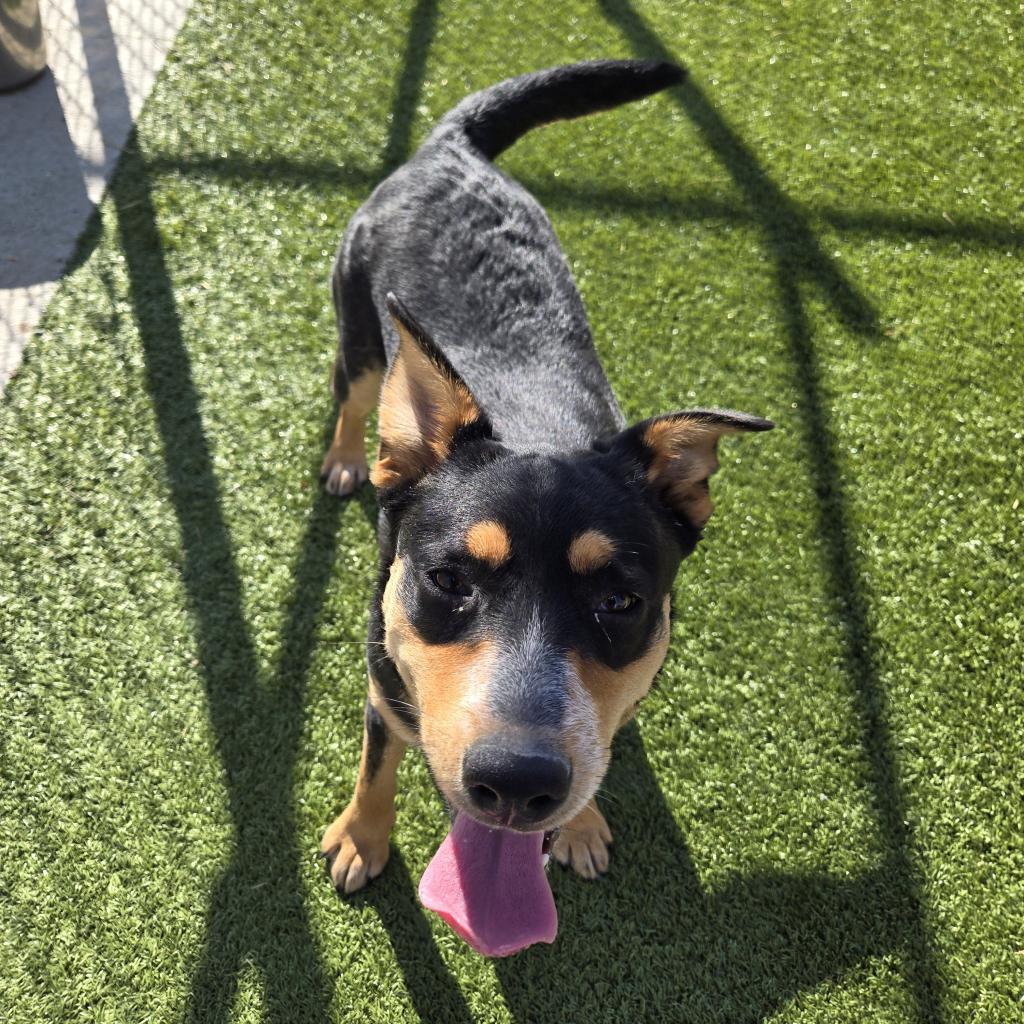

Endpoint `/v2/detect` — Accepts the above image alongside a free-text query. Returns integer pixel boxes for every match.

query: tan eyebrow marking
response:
[465,520,512,567]
[568,530,615,574]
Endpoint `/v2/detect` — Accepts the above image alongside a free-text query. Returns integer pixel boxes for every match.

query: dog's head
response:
[373,294,772,835]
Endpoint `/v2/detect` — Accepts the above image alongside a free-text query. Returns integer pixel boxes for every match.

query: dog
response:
[318,59,773,957]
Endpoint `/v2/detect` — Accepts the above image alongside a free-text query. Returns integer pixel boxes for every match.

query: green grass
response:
[2,0,1022,1021]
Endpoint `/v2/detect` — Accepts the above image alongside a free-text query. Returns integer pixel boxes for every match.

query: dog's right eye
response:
[428,568,474,598]
[596,591,640,614]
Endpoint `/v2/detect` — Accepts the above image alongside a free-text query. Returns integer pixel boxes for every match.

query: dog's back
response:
[337,60,685,451]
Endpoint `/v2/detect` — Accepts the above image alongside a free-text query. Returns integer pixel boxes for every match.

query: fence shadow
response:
[111,134,339,1022]
[518,177,1024,253]
[97,0,966,1017]
[591,1,943,1019]
[351,851,475,1024]
[496,722,901,1022]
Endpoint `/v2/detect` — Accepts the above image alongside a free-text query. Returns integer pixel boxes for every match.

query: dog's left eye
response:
[596,591,639,614]
[428,568,474,598]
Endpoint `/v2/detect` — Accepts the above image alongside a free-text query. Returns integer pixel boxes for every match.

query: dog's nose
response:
[462,740,572,826]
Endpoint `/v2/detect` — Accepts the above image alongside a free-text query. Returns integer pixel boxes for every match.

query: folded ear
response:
[609,409,773,529]
[371,293,492,490]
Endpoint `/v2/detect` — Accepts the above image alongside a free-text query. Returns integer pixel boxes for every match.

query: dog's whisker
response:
[385,698,420,716]
[316,639,391,649]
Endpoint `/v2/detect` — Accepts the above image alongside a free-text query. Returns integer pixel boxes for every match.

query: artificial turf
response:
[1,0,1022,1021]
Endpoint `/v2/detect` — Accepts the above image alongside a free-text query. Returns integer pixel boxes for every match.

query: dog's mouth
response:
[418,812,560,957]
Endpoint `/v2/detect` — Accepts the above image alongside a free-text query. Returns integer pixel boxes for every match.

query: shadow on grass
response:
[381,0,441,173]
[588,0,944,1019]
[144,152,380,191]
[105,1,450,1021]
[352,852,475,1024]
[66,1,337,1015]
[497,722,901,1022]
[519,177,1024,252]
[88,0,982,1017]
[111,135,340,1022]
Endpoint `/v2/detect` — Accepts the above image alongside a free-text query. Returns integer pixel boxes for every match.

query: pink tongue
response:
[419,813,557,957]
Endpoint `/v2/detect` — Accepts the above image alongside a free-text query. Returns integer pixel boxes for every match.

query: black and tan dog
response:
[319,59,772,956]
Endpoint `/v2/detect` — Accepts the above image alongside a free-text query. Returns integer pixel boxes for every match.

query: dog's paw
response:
[320,450,369,497]
[320,800,393,894]
[552,800,612,880]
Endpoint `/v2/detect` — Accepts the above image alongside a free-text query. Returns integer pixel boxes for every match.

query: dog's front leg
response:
[551,798,613,880]
[321,695,407,893]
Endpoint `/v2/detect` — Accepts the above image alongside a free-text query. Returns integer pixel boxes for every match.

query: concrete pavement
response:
[0,0,191,392]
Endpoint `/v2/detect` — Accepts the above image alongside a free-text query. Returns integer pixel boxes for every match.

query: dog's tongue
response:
[419,813,556,957]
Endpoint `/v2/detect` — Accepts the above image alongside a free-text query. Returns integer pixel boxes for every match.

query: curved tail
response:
[435,59,685,161]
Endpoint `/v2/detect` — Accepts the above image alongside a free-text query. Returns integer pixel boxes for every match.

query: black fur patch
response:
[337,59,770,748]
[363,700,390,782]
[378,443,682,728]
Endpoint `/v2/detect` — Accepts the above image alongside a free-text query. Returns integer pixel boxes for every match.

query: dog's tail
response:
[435,59,685,161]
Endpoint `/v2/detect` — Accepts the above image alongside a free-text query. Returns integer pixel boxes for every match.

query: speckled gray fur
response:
[330,59,685,452]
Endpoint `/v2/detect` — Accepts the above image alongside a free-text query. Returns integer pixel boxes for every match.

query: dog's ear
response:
[371,293,493,490]
[607,409,773,529]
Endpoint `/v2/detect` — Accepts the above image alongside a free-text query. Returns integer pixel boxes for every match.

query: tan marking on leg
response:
[321,689,407,894]
[551,798,613,879]
[568,529,616,574]
[382,557,497,798]
[321,368,383,496]
[465,520,512,568]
